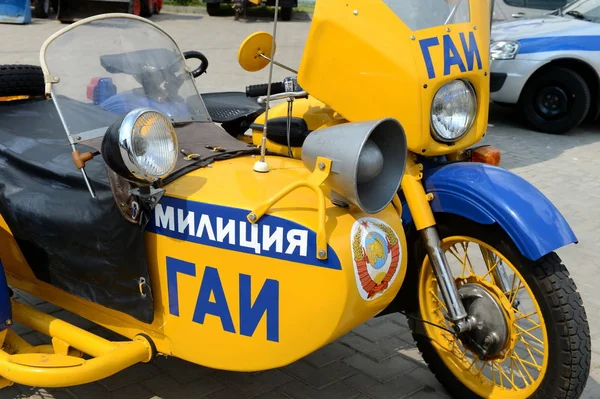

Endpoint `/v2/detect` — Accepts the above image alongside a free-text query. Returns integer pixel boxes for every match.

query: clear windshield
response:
[562,0,600,22]
[42,16,210,141]
[382,0,470,31]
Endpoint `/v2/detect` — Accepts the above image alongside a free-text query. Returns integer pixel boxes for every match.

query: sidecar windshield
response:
[382,0,470,31]
[42,15,210,141]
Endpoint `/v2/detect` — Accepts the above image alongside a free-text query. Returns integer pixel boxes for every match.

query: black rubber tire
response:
[280,6,292,21]
[153,0,160,14]
[0,65,45,98]
[520,66,590,134]
[51,0,58,12]
[33,0,50,18]
[408,215,591,399]
[140,0,153,17]
[206,2,220,16]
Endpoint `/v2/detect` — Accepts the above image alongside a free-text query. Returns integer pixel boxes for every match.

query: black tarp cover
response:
[0,98,154,322]
[0,96,252,323]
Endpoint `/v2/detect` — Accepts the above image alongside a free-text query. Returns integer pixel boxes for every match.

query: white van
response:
[493,0,575,20]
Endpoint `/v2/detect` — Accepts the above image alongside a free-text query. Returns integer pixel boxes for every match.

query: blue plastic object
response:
[0,0,32,25]
[92,78,117,105]
[401,161,577,261]
[0,260,12,331]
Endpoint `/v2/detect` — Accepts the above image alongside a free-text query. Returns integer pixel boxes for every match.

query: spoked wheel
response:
[410,216,590,399]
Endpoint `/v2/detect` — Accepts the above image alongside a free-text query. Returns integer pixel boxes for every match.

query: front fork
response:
[403,157,517,332]
[401,157,475,332]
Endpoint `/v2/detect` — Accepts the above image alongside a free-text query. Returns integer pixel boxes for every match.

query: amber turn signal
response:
[471,145,501,166]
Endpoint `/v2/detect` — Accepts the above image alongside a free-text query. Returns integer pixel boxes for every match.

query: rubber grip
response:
[246,82,286,97]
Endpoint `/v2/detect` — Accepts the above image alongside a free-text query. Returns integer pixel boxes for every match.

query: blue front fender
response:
[402,162,577,261]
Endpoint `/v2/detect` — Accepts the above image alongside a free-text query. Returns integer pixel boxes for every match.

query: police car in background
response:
[490,0,600,134]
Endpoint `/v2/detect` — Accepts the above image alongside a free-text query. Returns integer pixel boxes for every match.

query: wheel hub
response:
[458,283,509,359]
[536,86,569,118]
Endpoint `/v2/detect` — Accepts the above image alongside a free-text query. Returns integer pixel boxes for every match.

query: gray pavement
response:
[0,8,599,399]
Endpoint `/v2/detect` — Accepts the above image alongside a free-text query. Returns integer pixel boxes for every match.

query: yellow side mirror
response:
[237,31,276,72]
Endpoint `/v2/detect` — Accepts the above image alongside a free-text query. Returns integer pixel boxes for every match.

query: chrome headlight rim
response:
[490,40,520,60]
[102,107,178,184]
[430,79,477,144]
[119,107,178,182]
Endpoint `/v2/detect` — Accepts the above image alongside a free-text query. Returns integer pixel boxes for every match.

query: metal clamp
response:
[257,91,308,105]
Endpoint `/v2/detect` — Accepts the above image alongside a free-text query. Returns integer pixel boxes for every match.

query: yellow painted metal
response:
[392,195,403,220]
[298,0,491,156]
[0,96,29,102]
[12,301,118,357]
[238,32,275,72]
[52,337,71,356]
[248,157,331,259]
[0,340,151,387]
[3,330,33,355]
[0,301,154,387]
[401,157,435,230]
[9,353,85,368]
[1,155,408,372]
[418,236,549,398]
[251,96,347,158]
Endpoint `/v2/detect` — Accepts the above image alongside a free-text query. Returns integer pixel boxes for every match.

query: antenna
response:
[253,0,281,173]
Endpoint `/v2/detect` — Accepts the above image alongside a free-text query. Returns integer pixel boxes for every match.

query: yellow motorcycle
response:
[0,1,590,398]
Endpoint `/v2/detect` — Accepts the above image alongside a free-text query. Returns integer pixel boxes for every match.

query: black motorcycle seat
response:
[202,91,265,123]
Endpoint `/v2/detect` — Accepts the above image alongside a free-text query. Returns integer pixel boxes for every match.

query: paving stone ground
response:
[0,8,599,399]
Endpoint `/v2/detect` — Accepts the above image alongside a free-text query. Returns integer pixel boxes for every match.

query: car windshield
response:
[41,15,210,141]
[562,0,600,21]
[381,0,470,31]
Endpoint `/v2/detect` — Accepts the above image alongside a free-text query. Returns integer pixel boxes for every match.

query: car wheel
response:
[33,0,50,18]
[280,6,292,21]
[140,0,153,17]
[153,0,161,14]
[520,66,590,134]
[130,0,141,15]
[206,2,220,16]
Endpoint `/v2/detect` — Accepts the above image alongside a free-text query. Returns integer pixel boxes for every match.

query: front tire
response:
[520,66,590,134]
[409,215,590,399]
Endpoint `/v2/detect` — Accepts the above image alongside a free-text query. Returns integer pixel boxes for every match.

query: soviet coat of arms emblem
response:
[351,217,402,301]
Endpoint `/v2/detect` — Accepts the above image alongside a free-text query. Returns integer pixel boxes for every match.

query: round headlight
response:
[431,80,477,143]
[102,108,178,183]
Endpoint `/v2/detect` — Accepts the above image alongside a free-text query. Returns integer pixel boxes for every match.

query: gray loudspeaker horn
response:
[302,118,408,214]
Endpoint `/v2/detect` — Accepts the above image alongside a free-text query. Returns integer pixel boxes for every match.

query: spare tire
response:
[0,65,45,98]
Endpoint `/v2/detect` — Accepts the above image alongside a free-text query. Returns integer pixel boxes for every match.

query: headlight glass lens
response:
[490,40,520,60]
[126,110,178,181]
[431,80,476,143]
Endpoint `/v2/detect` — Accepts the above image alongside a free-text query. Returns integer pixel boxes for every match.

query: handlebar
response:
[183,51,209,78]
[257,91,309,105]
[246,82,286,97]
